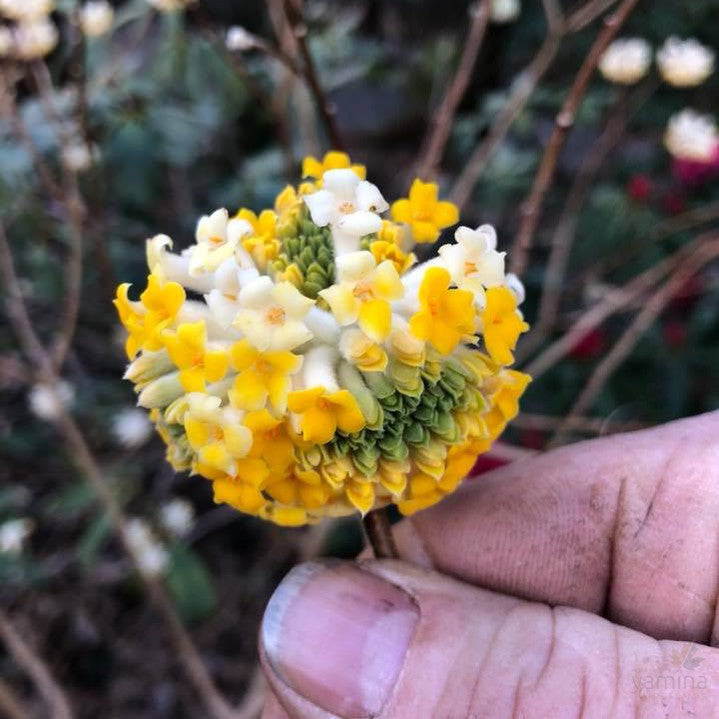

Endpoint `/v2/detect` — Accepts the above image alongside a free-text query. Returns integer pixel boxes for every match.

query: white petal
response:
[268,320,313,352]
[474,250,506,287]
[234,309,270,351]
[476,224,498,251]
[226,217,253,244]
[437,243,466,284]
[355,181,388,213]
[303,190,338,227]
[336,251,375,283]
[238,275,275,309]
[214,258,240,294]
[304,307,341,344]
[206,289,240,328]
[322,168,360,200]
[196,208,228,244]
[272,281,314,318]
[336,210,382,237]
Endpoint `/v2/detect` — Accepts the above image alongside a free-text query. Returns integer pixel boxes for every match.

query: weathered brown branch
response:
[510,0,642,277]
[362,508,399,559]
[0,220,244,719]
[416,0,491,179]
[0,678,32,719]
[549,235,719,447]
[0,609,74,719]
[518,78,657,360]
[449,0,619,211]
[280,0,344,150]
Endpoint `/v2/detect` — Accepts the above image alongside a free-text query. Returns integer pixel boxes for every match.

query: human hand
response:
[258,413,719,718]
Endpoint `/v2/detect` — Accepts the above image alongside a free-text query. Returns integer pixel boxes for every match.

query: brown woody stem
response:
[362,508,399,559]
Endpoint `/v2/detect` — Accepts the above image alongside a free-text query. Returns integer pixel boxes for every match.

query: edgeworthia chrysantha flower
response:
[664,109,719,162]
[598,37,652,85]
[656,37,714,88]
[115,152,531,526]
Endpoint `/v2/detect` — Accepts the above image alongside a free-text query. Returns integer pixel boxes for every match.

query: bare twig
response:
[450,32,561,210]
[29,62,87,373]
[566,0,619,31]
[0,609,74,719]
[280,0,344,150]
[0,221,243,719]
[518,78,657,359]
[0,678,33,719]
[449,0,618,210]
[549,235,719,447]
[510,0,642,277]
[416,0,491,179]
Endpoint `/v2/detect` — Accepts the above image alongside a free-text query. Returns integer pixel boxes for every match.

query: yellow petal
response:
[230,370,268,410]
[330,390,366,434]
[179,367,206,392]
[319,284,359,325]
[390,198,412,224]
[433,200,459,229]
[204,350,229,383]
[299,405,337,444]
[358,299,391,343]
[230,339,259,371]
[287,386,325,414]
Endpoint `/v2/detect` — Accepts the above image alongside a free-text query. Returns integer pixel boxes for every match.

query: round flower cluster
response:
[656,37,714,88]
[665,109,718,162]
[0,0,58,61]
[598,37,652,85]
[115,153,530,526]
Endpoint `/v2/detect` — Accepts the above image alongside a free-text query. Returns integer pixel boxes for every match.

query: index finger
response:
[391,412,719,645]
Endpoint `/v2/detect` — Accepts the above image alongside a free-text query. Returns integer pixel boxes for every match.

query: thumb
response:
[259,560,719,718]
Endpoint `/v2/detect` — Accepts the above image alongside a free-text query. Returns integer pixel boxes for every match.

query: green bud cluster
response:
[271,206,335,298]
[302,355,486,478]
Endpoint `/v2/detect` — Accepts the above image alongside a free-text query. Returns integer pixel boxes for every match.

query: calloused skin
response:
[260,413,719,718]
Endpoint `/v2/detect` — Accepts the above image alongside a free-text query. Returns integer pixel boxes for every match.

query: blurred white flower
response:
[0,26,13,57]
[656,37,714,88]
[80,1,114,37]
[225,26,255,52]
[112,408,153,448]
[146,0,195,11]
[13,18,58,60]
[28,380,74,421]
[0,0,54,21]
[598,38,652,85]
[62,141,95,173]
[159,499,195,538]
[490,0,520,23]
[664,109,718,162]
[0,518,34,555]
[124,519,169,578]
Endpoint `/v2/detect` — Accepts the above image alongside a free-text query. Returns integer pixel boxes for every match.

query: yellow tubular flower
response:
[319,251,404,343]
[213,474,267,515]
[391,178,459,243]
[162,321,229,392]
[183,394,252,476]
[369,240,416,276]
[114,284,146,359]
[140,274,186,350]
[302,151,366,181]
[480,286,529,365]
[229,339,302,413]
[287,386,365,444]
[409,267,476,354]
[236,208,280,271]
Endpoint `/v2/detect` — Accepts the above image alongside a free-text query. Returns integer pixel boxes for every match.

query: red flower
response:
[626,174,651,202]
[569,328,606,360]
